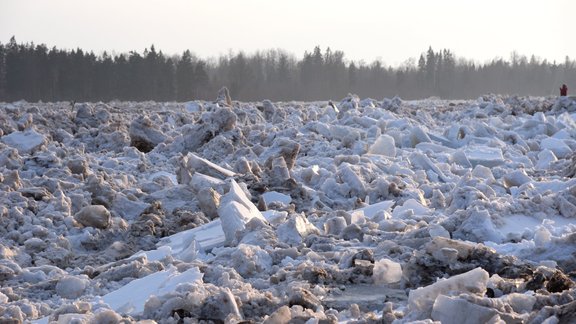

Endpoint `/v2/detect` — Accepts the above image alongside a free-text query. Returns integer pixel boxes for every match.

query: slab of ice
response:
[415,142,456,154]
[454,208,504,243]
[502,170,531,189]
[219,180,266,245]
[130,245,174,263]
[354,200,395,219]
[231,244,273,277]
[261,191,292,206]
[392,199,431,219]
[338,163,366,198]
[111,195,149,221]
[145,185,197,214]
[431,295,499,324]
[152,208,282,263]
[189,172,226,193]
[536,149,558,169]
[373,258,402,284]
[452,149,472,168]
[428,224,450,238]
[184,152,236,179]
[409,152,450,182]
[427,133,457,148]
[100,266,202,316]
[425,237,476,261]
[1,129,46,155]
[261,210,288,224]
[409,126,432,147]
[330,124,361,146]
[540,137,572,159]
[530,179,576,194]
[185,101,202,113]
[552,129,572,140]
[505,293,537,314]
[277,213,320,245]
[149,171,178,186]
[462,146,504,167]
[156,219,225,259]
[471,165,495,182]
[368,134,396,157]
[408,267,489,314]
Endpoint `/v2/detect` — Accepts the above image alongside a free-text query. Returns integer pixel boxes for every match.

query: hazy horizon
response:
[1,0,574,67]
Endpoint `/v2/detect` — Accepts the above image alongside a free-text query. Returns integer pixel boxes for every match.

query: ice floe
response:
[1,94,576,323]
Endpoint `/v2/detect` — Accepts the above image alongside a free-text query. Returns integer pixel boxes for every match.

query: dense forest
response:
[0,36,574,102]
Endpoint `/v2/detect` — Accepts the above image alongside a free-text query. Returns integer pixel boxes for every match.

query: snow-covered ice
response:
[2,94,576,323]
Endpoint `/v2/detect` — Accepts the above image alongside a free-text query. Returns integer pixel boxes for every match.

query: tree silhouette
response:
[0,42,7,99]
[176,50,194,101]
[0,39,575,102]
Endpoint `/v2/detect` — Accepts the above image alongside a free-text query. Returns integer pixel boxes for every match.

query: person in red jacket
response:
[560,84,568,96]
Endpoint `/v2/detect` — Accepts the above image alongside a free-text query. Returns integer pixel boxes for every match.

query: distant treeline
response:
[0,36,574,102]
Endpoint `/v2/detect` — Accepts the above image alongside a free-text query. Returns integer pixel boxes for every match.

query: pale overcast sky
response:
[0,0,574,66]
